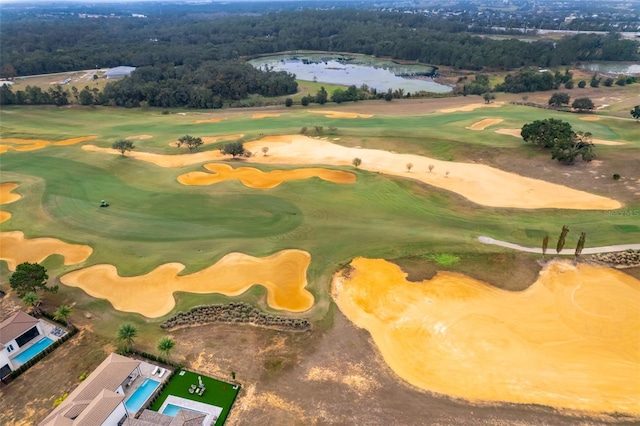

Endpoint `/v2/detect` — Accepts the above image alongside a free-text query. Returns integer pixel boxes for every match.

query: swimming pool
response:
[12,337,54,366]
[161,403,205,417]
[125,378,161,414]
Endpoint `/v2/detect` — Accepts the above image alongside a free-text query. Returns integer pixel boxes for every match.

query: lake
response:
[249,54,453,94]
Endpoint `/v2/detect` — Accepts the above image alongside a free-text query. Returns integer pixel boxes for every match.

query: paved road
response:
[478,236,640,255]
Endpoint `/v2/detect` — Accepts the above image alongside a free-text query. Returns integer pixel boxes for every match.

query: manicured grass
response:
[149,370,239,426]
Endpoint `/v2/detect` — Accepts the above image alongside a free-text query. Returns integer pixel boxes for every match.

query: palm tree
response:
[22,292,41,315]
[117,324,138,352]
[157,337,175,362]
[54,305,72,327]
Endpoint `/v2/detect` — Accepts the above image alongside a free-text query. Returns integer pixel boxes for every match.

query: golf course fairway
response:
[332,257,640,414]
[61,249,313,317]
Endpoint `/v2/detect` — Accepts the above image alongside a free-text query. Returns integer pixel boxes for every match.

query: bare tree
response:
[262,146,269,156]
[406,163,413,172]
[445,171,450,178]
[352,158,362,168]
[428,165,434,173]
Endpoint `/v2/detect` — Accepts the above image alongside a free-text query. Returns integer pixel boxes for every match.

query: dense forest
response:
[1,10,637,77]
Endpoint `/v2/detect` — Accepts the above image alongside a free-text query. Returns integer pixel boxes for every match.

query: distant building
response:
[104,66,136,79]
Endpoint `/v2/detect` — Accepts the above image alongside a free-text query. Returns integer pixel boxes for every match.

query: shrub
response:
[578,80,586,88]
[613,173,621,180]
[285,98,293,107]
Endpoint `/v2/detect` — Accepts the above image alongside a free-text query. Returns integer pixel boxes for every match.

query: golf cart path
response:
[478,236,640,254]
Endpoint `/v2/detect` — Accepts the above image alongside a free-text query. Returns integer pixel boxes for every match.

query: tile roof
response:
[0,311,39,344]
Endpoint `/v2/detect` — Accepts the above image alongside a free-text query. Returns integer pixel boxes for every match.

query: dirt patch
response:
[439,102,504,113]
[178,163,355,188]
[0,136,98,153]
[168,134,244,147]
[496,128,626,145]
[193,117,227,124]
[60,250,313,318]
[82,144,226,167]
[307,110,372,119]
[580,116,601,121]
[252,113,281,119]
[332,257,640,415]
[125,135,153,140]
[466,118,503,130]
[244,135,621,210]
[0,182,21,204]
[0,231,93,271]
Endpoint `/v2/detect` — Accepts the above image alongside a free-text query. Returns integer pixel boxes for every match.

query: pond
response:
[579,62,640,76]
[248,53,453,94]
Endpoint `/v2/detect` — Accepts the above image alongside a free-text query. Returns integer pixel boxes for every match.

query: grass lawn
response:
[150,370,239,426]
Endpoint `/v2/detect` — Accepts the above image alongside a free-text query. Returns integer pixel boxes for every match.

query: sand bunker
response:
[580,116,601,121]
[0,231,93,271]
[466,118,504,130]
[252,113,281,119]
[61,250,313,317]
[0,211,11,223]
[332,258,640,414]
[168,134,244,147]
[439,102,503,113]
[83,135,621,209]
[0,183,21,205]
[177,163,355,188]
[0,136,98,153]
[495,128,626,146]
[125,135,153,140]
[193,117,227,124]
[307,110,372,119]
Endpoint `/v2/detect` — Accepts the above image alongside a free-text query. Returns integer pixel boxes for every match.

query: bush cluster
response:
[592,250,640,268]
[161,303,311,332]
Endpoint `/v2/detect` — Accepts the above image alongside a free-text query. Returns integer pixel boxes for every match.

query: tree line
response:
[1,10,637,78]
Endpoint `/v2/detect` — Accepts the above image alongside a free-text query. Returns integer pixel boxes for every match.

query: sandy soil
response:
[0,231,93,271]
[168,134,244,147]
[0,136,98,153]
[580,116,601,121]
[193,118,227,124]
[60,250,313,318]
[307,110,372,119]
[332,257,640,415]
[495,128,627,145]
[177,163,355,188]
[439,102,504,113]
[252,113,281,119]
[83,135,621,209]
[466,118,503,130]
[125,134,153,140]
[0,211,11,223]
[0,182,21,204]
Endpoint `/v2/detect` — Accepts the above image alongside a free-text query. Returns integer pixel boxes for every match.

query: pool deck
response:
[159,395,222,425]
[123,361,172,414]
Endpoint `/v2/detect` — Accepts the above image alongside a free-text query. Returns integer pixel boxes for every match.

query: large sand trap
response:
[580,116,601,121]
[125,135,153,140]
[0,183,21,204]
[168,134,244,147]
[332,258,640,414]
[193,117,227,124]
[60,249,313,317]
[307,110,372,119]
[495,128,627,145]
[83,135,621,209]
[177,163,355,188]
[0,136,98,153]
[466,118,503,130]
[439,102,504,113]
[0,231,93,271]
[252,113,281,119]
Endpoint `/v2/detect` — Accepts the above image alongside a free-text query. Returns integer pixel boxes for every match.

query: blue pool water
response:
[125,378,161,413]
[12,337,54,366]
[162,403,205,417]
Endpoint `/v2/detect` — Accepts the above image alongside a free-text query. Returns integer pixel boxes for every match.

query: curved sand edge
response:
[177,163,356,188]
[193,117,227,124]
[307,110,372,119]
[82,135,622,209]
[168,134,244,147]
[61,249,314,318]
[0,136,98,153]
[332,257,640,414]
[252,113,281,119]
[126,135,153,140]
[466,118,503,130]
[0,182,21,204]
[0,211,11,223]
[495,128,626,145]
[440,102,504,113]
[0,231,93,271]
[580,116,601,121]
